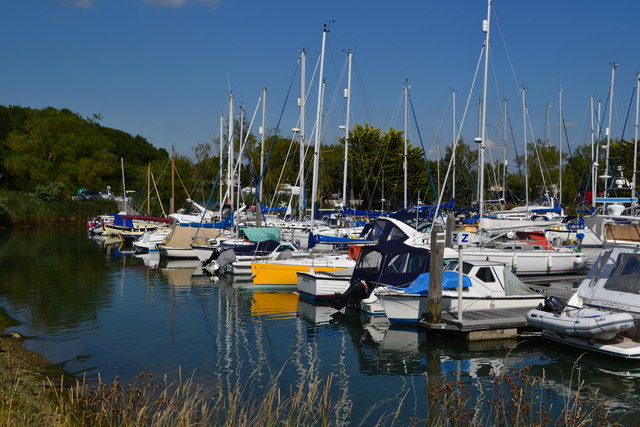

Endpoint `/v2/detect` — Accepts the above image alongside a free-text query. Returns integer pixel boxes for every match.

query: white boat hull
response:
[380,293,544,324]
[462,248,585,276]
[297,270,352,302]
[526,308,635,340]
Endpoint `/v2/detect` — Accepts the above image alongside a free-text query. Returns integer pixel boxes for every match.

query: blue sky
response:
[1,0,639,164]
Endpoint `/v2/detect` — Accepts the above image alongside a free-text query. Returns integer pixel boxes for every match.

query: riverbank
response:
[0,189,117,227]
[0,309,63,425]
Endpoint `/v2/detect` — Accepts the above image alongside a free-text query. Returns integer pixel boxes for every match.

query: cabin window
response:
[444,261,472,274]
[384,252,427,275]
[604,253,640,294]
[475,267,496,282]
[357,250,383,273]
[277,245,293,252]
[387,226,408,241]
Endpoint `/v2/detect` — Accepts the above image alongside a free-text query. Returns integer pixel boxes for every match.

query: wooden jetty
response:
[418,274,585,341]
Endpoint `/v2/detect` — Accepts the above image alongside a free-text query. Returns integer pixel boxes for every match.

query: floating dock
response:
[418,274,584,341]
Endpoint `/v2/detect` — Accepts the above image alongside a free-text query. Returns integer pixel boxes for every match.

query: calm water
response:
[0,226,639,424]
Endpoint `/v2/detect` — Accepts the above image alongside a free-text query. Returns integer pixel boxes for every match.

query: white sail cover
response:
[576,247,640,316]
[478,218,562,232]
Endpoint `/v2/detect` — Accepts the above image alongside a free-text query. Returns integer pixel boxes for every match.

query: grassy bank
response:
[0,189,118,227]
[0,307,620,426]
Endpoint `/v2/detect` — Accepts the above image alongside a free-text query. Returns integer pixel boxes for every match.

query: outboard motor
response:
[331,280,371,310]
[539,295,566,313]
[215,248,237,274]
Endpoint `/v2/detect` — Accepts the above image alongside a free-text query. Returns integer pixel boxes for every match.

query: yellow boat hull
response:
[251,262,347,288]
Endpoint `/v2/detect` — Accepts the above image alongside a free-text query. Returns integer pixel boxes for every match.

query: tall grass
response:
[425,364,616,426]
[42,361,620,427]
[0,189,117,226]
[51,368,346,427]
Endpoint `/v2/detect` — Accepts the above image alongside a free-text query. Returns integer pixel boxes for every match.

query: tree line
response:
[0,105,635,217]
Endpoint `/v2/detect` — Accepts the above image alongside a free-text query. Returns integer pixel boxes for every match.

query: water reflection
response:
[0,228,637,424]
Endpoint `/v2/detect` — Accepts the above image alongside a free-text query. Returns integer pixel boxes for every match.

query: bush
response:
[35,182,65,201]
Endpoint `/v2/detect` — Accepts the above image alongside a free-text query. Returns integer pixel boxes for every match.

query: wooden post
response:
[445,212,455,248]
[427,223,445,324]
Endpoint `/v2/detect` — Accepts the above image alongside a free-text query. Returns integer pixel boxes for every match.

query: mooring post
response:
[427,222,445,324]
[445,212,455,248]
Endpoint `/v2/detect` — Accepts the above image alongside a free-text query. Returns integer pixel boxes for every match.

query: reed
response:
[50,367,347,427]
[425,364,616,426]
[0,189,117,226]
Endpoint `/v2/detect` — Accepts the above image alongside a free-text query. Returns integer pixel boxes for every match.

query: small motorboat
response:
[526,247,640,359]
[527,296,635,340]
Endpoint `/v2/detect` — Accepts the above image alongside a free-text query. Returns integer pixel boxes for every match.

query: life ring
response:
[348,245,362,261]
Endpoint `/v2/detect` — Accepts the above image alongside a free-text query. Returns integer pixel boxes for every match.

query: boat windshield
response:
[356,249,383,273]
[603,253,640,295]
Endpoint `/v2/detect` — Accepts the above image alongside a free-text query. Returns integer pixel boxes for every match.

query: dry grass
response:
[424,362,617,426]
[49,367,347,427]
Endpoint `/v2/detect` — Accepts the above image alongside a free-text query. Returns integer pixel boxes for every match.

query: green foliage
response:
[0,106,168,198]
[35,181,65,201]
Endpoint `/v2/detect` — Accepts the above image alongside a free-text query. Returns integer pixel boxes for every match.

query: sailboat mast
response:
[478,0,492,219]
[522,88,528,207]
[237,106,244,207]
[634,72,639,193]
[604,63,618,196]
[121,157,126,214]
[558,90,563,206]
[260,88,266,200]
[342,49,353,207]
[403,80,409,209]
[219,114,224,217]
[299,49,306,220]
[228,92,234,214]
[502,99,507,207]
[311,24,328,228]
[171,146,175,213]
[452,89,457,201]
[590,96,596,208]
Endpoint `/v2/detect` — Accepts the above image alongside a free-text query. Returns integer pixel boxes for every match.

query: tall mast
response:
[590,96,596,208]
[121,157,126,214]
[237,106,244,207]
[147,163,151,215]
[171,146,175,213]
[452,89,457,201]
[342,50,353,206]
[558,90,563,206]
[260,88,267,201]
[634,72,640,193]
[227,92,234,214]
[522,88,528,207]
[502,99,507,207]
[299,49,306,220]
[403,79,409,209]
[478,0,492,219]
[604,63,618,196]
[311,24,328,228]
[219,114,224,217]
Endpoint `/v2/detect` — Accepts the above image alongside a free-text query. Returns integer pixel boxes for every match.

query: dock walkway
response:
[417,274,585,340]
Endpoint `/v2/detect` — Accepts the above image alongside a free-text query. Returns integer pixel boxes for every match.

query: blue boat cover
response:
[389,271,472,295]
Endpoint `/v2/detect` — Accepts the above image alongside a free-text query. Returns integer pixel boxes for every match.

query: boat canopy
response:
[239,227,281,242]
[350,241,430,288]
[577,247,640,315]
[390,271,472,295]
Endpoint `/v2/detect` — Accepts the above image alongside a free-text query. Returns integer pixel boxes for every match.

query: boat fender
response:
[348,245,362,261]
[511,253,519,271]
[547,254,553,270]
[574,255,584,267]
